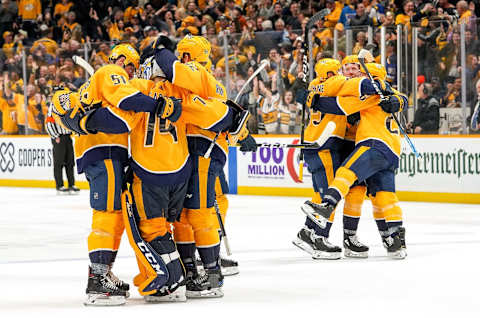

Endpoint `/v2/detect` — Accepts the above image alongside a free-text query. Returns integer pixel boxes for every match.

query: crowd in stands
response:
[0,0,479,135]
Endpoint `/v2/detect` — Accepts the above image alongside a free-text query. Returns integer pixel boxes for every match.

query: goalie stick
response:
[357,49,420,158]
[73,55,94,76]
[298,8,331,181]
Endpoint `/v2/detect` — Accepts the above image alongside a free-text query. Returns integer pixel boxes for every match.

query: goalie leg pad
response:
[121,190,169,296]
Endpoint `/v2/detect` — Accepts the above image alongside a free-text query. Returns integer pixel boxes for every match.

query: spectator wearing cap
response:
[0,0,17,39]
[179,15,199,36]
[408,82,440,134]
[2,31,23,59]
[53,0,72,19]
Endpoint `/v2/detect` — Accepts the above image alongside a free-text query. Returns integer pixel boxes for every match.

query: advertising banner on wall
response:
[235,135,480,203]
[0,136,86,187]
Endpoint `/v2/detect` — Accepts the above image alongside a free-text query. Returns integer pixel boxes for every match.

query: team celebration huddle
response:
[47,29,408,305]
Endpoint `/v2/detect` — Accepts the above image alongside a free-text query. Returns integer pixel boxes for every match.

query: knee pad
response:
[173,209,194,243]
[330,167,358,198]
[88,209,125,258]
[186,207,220,248]
[370,191,402,223]
[343,185,367,218]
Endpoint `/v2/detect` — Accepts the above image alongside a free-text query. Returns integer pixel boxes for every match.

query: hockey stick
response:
[250,121,336,149]
[73,55,94,76]
[298,8,331,181]
[357,49,420,158]
[234,59,269,103]
[214,199,232,256]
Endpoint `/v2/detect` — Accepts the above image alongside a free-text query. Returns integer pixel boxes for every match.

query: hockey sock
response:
[323,187,342,207]
[328,167,358,201]
[371,192,402,236]
[198,244,220,269]
[176,242,196,266]
[343,186,366,235]
[91,263,109,275]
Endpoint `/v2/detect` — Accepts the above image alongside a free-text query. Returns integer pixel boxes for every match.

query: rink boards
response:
[1,135,480,203]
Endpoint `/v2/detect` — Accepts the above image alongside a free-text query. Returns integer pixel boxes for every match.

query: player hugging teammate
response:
[294,53,408,261]
[49,36,257,305]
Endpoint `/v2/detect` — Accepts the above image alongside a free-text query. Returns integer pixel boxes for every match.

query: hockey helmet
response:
[314,58,341,82]
[177,34,211,63]
[365,63,387,81]
[109,43,140,70]
[341,55,359,66]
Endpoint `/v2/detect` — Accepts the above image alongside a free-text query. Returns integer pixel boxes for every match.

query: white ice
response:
[1,187,479,317]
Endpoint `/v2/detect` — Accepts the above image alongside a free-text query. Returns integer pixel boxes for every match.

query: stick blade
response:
[315,121,336,147]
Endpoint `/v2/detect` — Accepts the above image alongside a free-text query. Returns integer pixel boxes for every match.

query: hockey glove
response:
[347,112,360,125]
[238,134,258,152]
[228,109,251,145]
[379,95,402,113]
[156,96,182,123]
[305,91,321,110]
[381,82,395,96]
[61,107,97,135]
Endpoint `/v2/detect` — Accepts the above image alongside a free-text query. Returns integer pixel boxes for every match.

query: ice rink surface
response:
[1,187,479,317]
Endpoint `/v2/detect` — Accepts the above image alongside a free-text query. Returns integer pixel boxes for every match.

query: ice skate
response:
[84,267,128,306]
[300,201,334,229]
[383,233,407,259]
[186,266,224,298]
[144,285,187,302]
[343,234,369,258]
[292,227,341,260]
[106,270,130,293]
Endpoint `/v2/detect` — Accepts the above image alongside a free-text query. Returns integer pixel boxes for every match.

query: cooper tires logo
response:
[0,142,15,172]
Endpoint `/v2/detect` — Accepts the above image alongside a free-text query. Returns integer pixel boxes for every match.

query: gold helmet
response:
[314,58,341,82]
[177,35,211,63]
[109,43,140,69]
[51,89,81,116]
[341,55,359,66]
[365,63,387,81]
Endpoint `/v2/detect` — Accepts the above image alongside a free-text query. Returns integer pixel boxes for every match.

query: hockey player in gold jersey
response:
[302,63,408,259]
[293,57,383,259]
[174,35,243,283]
[51,43,187,305]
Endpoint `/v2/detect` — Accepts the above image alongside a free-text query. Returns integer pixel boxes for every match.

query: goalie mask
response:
[138,54,166,80]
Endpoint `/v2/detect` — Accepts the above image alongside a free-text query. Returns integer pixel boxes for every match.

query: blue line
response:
[228,146,237,194]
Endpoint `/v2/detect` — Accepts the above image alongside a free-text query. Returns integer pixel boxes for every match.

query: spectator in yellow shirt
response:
[53,0,72,18]
[18,0,41,21]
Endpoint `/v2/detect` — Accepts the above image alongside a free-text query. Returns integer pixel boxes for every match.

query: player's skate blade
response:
[186,287,223,298]
[84,294,126,306]
[144,286,187,302]
[220,258,239,276]
[300,201,332,229]
[344,248,368,258]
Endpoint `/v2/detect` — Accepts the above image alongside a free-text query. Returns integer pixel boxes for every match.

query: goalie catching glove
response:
[225,99,258,152]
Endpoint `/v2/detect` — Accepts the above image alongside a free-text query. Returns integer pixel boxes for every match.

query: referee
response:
[45,106,79,195]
